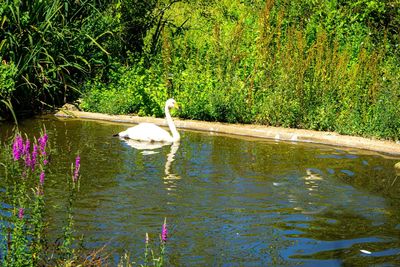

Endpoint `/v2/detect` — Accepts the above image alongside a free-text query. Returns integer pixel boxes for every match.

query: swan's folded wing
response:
[125,123,172,142]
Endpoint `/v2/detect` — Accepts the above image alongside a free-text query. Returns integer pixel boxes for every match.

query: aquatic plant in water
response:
[120,219,170,267]
[11,135,23,161]
[1,131,50,265]
[161,219,168,243]
[2,132,170,266]
[0,130,87,265]
[18,208,24,220]
[39,171,45,185]
[73,155,80,182]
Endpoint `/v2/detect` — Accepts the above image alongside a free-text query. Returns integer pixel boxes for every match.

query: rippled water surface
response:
[1,117,400,266]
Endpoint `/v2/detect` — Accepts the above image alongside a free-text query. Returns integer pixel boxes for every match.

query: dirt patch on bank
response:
[55,108,400,157]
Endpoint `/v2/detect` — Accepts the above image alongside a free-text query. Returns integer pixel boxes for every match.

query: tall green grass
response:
[82,0,400,140]
[0,0,121,117]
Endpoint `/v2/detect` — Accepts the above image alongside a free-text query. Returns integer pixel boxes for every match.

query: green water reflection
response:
[1,116,400,266]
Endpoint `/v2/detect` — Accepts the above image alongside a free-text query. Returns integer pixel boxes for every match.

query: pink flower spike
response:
[12,136,23,161]
[161,218,168,243]
[23,139,30,157]
[40,171,45,185]
[25,153,31,168]
[73,155,81,182]
[18,208,24,219]
[31,144,38,170]
[38,133,48,153]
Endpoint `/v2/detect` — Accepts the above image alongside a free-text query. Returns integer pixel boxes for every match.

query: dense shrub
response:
[81,59,168,116]
[96,0,397,140]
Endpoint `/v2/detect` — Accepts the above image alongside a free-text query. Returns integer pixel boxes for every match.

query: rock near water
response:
[395,162,400,174]
[61,103,80,111]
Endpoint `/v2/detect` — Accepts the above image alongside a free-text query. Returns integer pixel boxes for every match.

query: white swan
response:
[118,98,180,143]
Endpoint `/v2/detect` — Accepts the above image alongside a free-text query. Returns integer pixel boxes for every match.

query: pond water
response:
[1,116,400,266]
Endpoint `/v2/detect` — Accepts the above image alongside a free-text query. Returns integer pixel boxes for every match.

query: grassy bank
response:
[1,0,399,140]
[81,0,400,140]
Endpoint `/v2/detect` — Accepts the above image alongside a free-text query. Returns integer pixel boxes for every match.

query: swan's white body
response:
[118,99,180,143]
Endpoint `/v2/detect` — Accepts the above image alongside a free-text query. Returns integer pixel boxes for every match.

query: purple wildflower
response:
[18,208,24,219]
[25,153,31,169]
[38,133,48,154]
[161,219,168,243]
[40,171,45,185]
[73,155,80,182]
[12,136,23,161]
[23,139,30,157]
[31,144,38,170]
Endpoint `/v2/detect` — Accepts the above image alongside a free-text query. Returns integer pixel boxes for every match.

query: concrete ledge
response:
[55,109,400,156]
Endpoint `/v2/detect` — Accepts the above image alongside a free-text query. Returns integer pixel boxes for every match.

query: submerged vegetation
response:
[1,0,399,139]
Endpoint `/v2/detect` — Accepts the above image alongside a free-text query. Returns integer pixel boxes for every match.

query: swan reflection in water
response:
[123,139,170,151]
[123,139,181,192]
[279,168,327,215]
[164,142,180,179]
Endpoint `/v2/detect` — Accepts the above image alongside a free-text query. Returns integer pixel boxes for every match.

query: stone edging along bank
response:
[55,109,400,157]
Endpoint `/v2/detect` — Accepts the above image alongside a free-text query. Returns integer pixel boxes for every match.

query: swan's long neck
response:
[165,105,180,142]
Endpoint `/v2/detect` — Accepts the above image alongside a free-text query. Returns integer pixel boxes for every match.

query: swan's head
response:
[166,98,179,110]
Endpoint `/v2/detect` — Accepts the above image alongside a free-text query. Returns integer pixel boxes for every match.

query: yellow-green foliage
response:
[81,59,169,116]
[156,0,400,139]
[82,0,400,140]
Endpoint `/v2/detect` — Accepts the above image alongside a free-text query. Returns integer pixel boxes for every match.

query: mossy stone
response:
[395,162,400,172]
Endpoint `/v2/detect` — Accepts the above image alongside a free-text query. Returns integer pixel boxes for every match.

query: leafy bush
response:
[81,59,167,117]
[0,61,17,119]
[111,0,398,140]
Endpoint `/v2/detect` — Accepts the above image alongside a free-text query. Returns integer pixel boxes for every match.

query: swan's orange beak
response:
[174,102,180,110]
